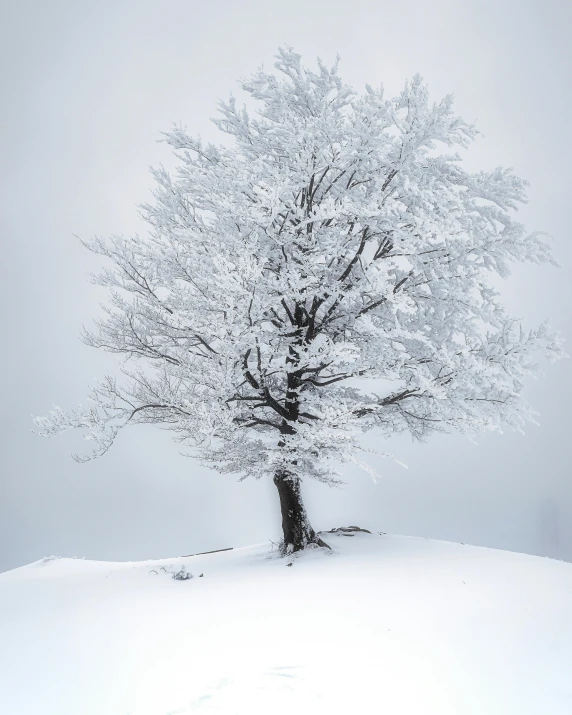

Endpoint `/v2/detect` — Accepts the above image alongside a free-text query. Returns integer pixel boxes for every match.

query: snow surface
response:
[1,531,571,714]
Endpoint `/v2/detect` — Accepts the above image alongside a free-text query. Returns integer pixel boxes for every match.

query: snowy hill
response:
[1,531,571,715]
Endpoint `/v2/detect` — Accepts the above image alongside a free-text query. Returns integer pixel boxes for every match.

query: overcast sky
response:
[1,0,571,573]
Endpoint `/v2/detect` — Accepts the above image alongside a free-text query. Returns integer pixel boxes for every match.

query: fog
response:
[1,0,571,572]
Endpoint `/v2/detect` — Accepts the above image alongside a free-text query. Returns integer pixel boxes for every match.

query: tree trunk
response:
[273,471,329,553]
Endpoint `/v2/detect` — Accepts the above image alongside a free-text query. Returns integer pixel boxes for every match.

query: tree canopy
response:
[36,48,563,492]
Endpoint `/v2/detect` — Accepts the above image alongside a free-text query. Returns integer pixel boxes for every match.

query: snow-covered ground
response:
[1,530,571,714]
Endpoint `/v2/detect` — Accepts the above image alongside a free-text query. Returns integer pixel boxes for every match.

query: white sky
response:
[1,0,571,571]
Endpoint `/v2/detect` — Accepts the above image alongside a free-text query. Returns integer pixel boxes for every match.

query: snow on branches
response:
[35,47,564,484]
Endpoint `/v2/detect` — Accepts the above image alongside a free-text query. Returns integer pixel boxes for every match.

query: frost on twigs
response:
[35,47,564,496]
[149,565,194,580]
[170,566,194,581]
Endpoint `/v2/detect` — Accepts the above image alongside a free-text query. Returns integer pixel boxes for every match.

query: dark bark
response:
[273,471,329,553]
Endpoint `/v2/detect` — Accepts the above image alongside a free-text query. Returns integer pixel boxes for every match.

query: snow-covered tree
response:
[36,48,563,552]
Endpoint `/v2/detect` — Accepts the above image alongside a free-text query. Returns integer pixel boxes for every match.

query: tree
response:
[36,48,563,553]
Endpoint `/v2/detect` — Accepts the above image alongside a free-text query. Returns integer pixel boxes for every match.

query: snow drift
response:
[1,530,571,714]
